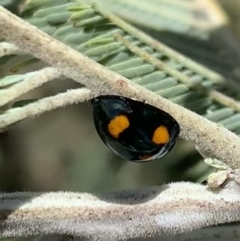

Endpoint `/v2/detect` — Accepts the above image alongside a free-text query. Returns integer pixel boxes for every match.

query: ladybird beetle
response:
[91,95,180,162]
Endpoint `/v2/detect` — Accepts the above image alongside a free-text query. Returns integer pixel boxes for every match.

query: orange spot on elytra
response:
[108,115,130,138]
[152,125,170,144]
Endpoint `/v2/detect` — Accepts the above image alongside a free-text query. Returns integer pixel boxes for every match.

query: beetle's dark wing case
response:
[91,95,180,162]
[92,95,133,119]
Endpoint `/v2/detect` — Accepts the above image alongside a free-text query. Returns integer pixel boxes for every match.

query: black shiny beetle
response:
[91,95,180,162]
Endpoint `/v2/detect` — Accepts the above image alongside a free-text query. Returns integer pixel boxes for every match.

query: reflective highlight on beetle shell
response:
[91,95,180,162]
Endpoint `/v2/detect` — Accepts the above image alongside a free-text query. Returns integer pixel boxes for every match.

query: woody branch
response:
[1,181,240,240]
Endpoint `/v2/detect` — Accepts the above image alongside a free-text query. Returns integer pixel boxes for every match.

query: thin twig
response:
[0,6,240,168]
[115,33,240,112]
[94,2,229,86]
[0,67,62,107]
[0,88,93,127]
[0,181,240,240]
[0,42,22,57]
